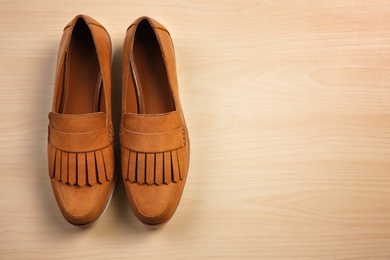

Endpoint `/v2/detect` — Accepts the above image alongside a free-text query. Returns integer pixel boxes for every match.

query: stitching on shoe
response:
[55,181,104,218]
[128,182,178,220]
[50,112,105,118]
[123,111,179,119]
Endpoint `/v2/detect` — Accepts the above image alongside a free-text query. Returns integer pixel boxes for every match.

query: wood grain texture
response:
[1,0,390,259]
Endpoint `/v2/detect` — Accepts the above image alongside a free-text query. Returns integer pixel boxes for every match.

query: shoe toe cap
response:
[51,179,113,226]
[125,181,180,226]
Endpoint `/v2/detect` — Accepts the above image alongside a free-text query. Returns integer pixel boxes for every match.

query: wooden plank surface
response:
[1,0,390,259]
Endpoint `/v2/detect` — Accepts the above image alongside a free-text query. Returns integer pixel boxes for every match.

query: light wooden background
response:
[1,0,390,259]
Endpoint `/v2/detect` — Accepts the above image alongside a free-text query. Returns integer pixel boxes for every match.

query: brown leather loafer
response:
[121,17,190,226]
[47,15,116,226]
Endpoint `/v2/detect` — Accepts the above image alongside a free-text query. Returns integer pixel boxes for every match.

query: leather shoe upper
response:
[47,15,115,226]
[121,16,190,226]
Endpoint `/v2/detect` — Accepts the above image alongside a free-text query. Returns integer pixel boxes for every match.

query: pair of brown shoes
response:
[47,15,190,227]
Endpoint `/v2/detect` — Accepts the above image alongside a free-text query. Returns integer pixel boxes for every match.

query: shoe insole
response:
[61,26,101,114]
[132,27,174,114]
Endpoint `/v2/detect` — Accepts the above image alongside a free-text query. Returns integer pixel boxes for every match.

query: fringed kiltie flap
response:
[120,112,188,186]
[47,112,115,186]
